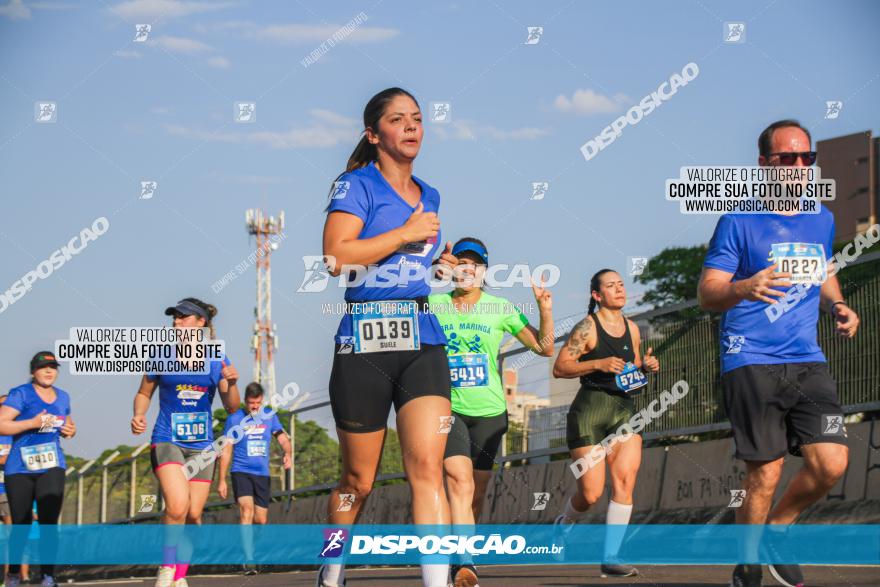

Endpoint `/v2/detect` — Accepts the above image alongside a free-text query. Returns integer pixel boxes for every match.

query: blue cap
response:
[452,240,488,265]
[164,299,208,320]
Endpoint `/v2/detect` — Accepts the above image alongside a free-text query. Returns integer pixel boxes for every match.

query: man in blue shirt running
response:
[698,120,860,587]
[218,382,291,575]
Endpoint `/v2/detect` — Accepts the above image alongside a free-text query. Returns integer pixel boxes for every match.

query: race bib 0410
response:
[352,300,420,353]
[22,442,58,472]
[772,242,827,285]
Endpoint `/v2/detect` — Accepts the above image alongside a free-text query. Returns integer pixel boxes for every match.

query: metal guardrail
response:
[63,251,880,524]
[502,250,880,459]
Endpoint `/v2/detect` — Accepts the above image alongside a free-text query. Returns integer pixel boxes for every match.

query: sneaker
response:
[451,563,479,587]
[552,514,573,562]
[172,579,188,587]
[5,575,21,587]
[767,564,803,587]
[242,564,258,576]
[730,564,763,587]
[40,576,57,587]
[155,566,175,587]
[600,563,638,577]
[315,565,346,587]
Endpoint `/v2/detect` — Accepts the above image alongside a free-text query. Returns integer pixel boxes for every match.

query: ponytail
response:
[328,87,420,199]
[181,297,218,339]
[346,135,378,172]
[588,268,616,314]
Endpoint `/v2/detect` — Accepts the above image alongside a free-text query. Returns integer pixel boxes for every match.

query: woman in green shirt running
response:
[429,237,554,587]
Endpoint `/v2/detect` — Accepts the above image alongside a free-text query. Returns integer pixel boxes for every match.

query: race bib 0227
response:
[772,242,827,285]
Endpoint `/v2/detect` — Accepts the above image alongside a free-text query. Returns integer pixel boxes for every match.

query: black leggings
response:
[5,468,65,577]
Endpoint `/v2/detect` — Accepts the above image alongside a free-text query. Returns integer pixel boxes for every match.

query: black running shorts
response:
[722,362,848,461]
[231,472,271,508]
[329,343,451,433]
[566,387,636,450]
[444,411,508,470]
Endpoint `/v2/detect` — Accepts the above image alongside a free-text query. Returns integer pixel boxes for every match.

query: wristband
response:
[831,301,847,313]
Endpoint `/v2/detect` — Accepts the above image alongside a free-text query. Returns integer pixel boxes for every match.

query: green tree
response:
[634,244,708,308]
[214,406,342,489]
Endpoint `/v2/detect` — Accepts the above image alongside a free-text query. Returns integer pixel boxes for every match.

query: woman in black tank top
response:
[578,313,640,394]
[550,269,660,577]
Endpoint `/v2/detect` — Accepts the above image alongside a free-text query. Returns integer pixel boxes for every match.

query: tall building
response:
[503,368,550,425]
[816,130,878,242]
[548,346,580,407]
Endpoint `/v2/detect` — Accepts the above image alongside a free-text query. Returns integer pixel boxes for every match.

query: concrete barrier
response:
[277,420,877,524]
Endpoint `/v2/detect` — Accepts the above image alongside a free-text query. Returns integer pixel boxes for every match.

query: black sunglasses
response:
[768,151,816,165]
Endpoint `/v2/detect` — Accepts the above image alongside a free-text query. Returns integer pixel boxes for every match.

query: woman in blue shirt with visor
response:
[0,351,76,587]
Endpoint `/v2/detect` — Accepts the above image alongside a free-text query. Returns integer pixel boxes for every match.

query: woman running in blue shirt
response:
[130,298,240,587]
[0,351,76,587]
[318,87,455,587]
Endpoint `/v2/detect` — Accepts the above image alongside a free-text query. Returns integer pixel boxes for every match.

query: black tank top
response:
[578,313,637,393]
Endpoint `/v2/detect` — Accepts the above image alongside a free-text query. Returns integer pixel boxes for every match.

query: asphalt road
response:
[71,564,880,586]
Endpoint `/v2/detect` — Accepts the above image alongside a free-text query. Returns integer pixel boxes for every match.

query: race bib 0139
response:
[352,301,420,353]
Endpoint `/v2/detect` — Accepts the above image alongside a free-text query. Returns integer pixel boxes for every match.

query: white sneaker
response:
[315,565,345,586]
[172,579,188,587]
[5,574,21,587]
[154,566,175,587]
[40,577,57,587]
[552,514,574,562]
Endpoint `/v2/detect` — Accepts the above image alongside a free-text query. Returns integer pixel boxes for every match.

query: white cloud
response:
[229,175,289,185]
[151,106,171,115]
[553,89,629,115]
[114,49,142,58]
[255,23,398,44]
[206,55,229,68]
[0,0,31,20]
[29,2,75,9]
[150,35,213,54]
[195,19,398,45]
[109,0,233,20]
[163,108,359,149]
[432,120,550,141]
[193,19,254,34]
[310,109,357,127]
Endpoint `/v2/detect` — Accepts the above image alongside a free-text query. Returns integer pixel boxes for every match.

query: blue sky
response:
[1,0,878,458]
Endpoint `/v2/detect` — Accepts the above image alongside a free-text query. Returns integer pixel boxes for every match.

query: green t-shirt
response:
[429,291,530,417]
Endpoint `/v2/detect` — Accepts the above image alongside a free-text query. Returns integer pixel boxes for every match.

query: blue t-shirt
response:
[223,409,284,477]
[0,434,12,492]
[326,162,446,346]
[704,208,835,372]
[3,384,71,476]
[149,357,230,450]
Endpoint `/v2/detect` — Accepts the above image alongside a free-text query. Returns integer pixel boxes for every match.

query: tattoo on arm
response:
[565,318,592,358]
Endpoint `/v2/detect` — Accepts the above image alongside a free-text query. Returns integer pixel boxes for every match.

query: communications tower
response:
[245,209,284,403]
